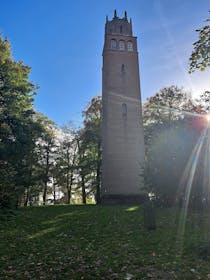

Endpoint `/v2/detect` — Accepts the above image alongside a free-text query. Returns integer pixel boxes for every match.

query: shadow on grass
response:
[0,205,210,279]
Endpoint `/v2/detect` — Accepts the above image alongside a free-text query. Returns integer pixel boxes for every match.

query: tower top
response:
[114,9,117,18]
[105,10,133,36]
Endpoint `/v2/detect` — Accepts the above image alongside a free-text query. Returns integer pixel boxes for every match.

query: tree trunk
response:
[81,175,86,204]
[53,181,56,204]
[66,168,72,204]
[24,189,29,206]
[144,199,156,230]
[43,182,47,205]
[43,145,50,205]
[66,144,77,204]
[29,195,33,206]
[66,189,70,204]
[95,141,101,204]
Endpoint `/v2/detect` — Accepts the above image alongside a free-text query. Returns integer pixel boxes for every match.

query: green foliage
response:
[78,96,102,204]
[36,118,57,205]
[0,163,16,208]
[54,125,78,204]
[0,36,55,208]
[0,36,38,208]
[144,120,193,205]
[143,86,210,207]
[199,90,210,112]
[189,11,210,73]
[143,86,190,125]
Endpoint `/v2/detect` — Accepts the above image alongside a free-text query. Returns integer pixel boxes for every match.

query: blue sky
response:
[1,0,210,126]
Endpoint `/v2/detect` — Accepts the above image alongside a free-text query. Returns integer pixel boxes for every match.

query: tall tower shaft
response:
[101,11,145,204]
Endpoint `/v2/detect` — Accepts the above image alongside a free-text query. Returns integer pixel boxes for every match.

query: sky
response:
[1,0,210,126]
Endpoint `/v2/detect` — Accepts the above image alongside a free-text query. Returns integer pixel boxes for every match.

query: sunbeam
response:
[176,127,208,255]
[202,128,210,210]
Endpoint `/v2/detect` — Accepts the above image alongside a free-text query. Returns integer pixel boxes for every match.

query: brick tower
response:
[101,10,145,204]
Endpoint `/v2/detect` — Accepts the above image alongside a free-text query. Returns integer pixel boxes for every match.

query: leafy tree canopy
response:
[0,36,45,208]
[189,11,210,73]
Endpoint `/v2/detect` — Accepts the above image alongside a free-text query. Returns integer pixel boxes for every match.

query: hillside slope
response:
[0,205,210,279]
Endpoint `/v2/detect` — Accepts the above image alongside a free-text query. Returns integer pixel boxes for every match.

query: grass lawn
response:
[0,205,210,279]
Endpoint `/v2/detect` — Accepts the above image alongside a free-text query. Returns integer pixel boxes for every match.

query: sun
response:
[206,115,210,122]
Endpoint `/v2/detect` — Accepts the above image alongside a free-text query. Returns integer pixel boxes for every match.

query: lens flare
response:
[176,128,208,256]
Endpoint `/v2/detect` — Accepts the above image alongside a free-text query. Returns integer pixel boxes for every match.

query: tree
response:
[143,86,191,152]
[143,86,209,207]
[189,11,210,73]
[19,112,57,206]
[35,115,57,205]
[21,113,47,206]
[55,126,78,204]
[144,118,197,206]
[77,96,102,204]
[199,91,210,113]
[83,96,102,203]
[143,86,189,125]
[0,37,39,208]
[76,131,89,204]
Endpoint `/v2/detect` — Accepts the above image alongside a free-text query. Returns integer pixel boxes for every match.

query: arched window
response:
[120,25,123,33]
[119,40,125,51]
[122,103,127,119]
[127,41,133,51]
[110,39,117,50]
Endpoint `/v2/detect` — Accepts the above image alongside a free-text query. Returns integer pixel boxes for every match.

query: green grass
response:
[0,205,210,279]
